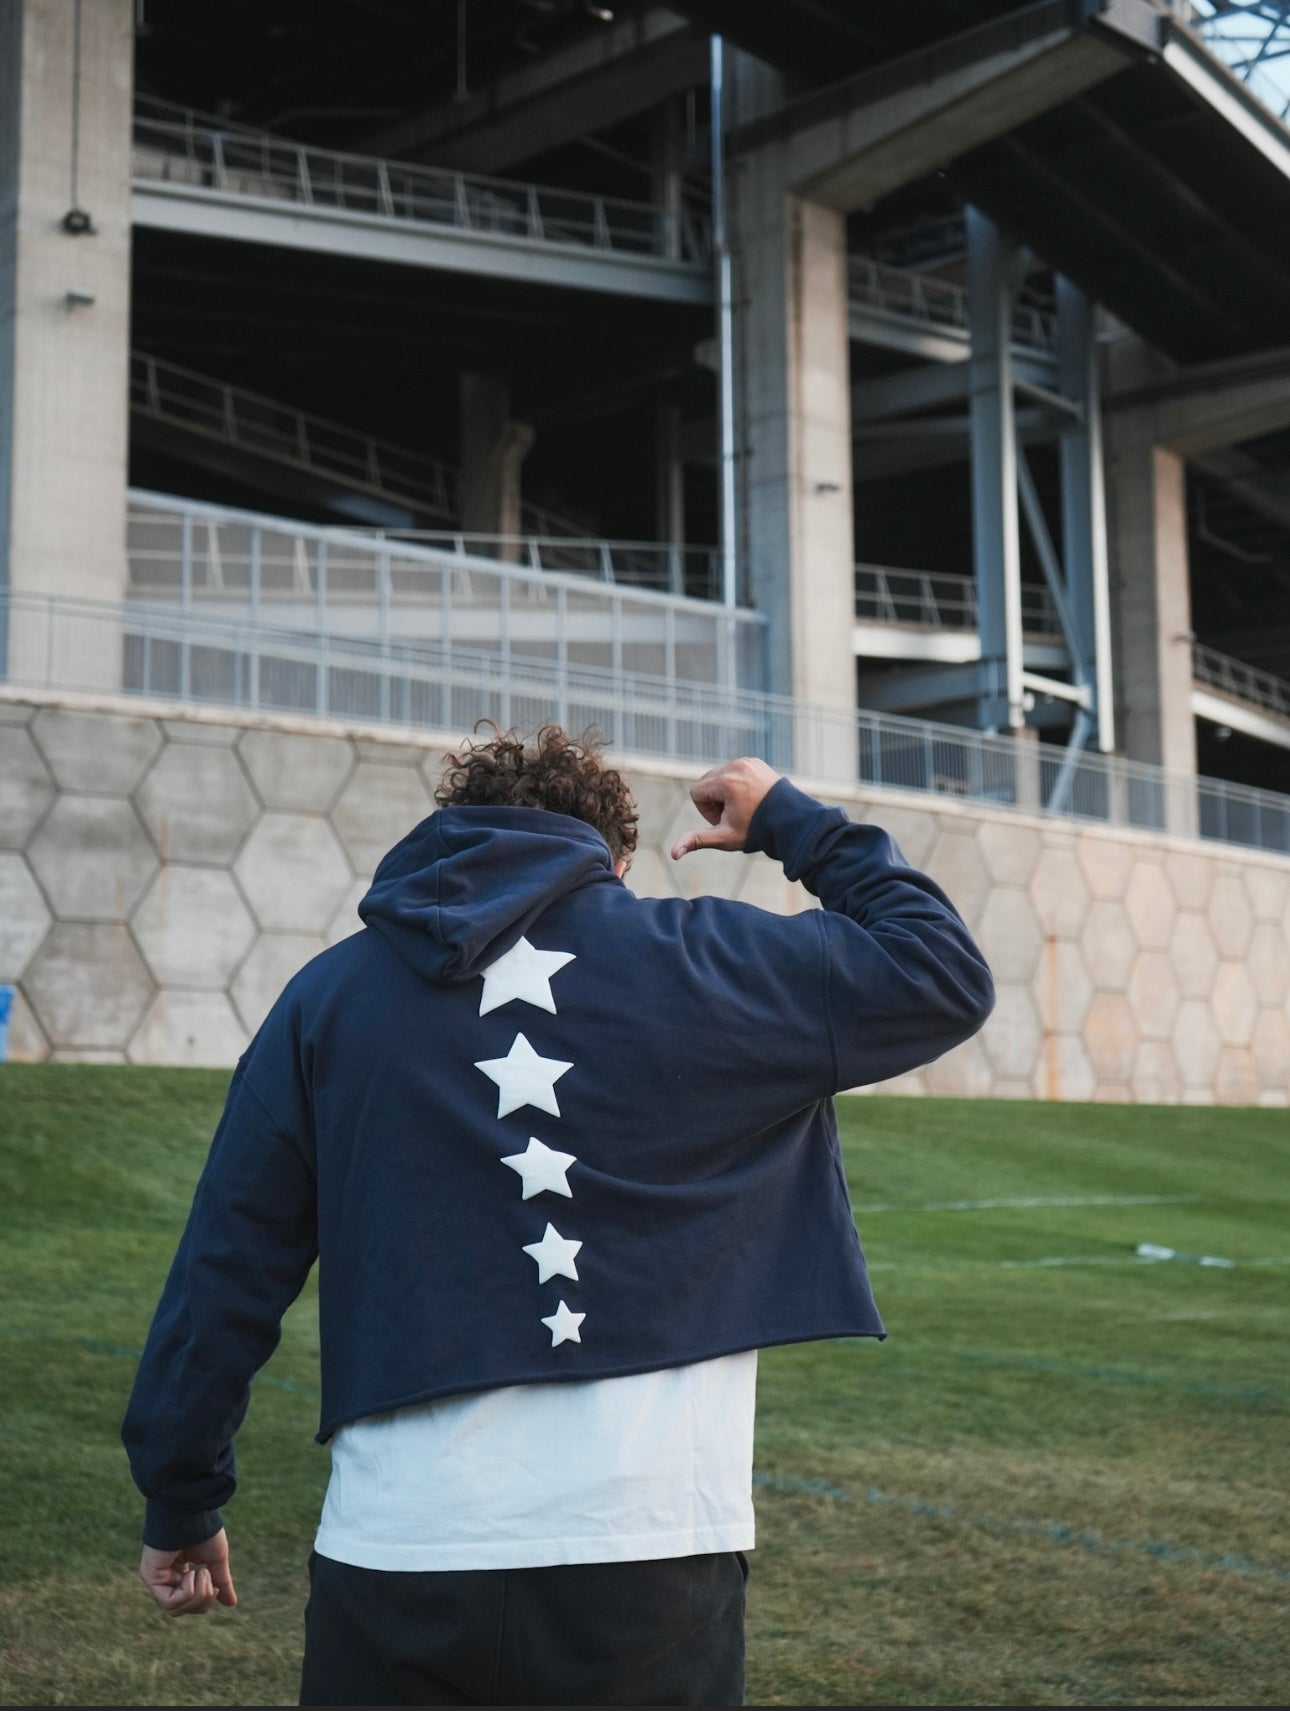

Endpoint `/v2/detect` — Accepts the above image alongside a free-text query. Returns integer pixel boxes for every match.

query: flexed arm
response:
[672,759,994,1089]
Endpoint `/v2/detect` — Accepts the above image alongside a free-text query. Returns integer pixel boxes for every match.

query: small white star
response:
[522,1222,582,1284]
[541,1299,585,1347]
[475,1033,574,1119]
[479,936,576,1017]
[501,1137,577,1200]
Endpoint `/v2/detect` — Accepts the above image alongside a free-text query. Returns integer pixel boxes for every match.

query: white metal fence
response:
[855,565,1062,635]
[132,101,710,268]
[4,590,1289,857]
[125,492,756,692]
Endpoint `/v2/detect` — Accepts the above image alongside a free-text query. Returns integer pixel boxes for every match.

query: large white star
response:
[522,1222,582,1284]
[475,1033,573,1119]
[541,1299,585,1347]
[500,1137,577,1200]
[479,936,576,1017]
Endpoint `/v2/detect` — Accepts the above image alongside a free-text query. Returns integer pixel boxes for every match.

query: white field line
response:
[866,1254,1290,1272]
[860,1193,1203,1214]
[1000,1255,1290,1270]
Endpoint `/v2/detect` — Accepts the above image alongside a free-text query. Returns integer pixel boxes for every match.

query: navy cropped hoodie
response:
[122,778,994,1550]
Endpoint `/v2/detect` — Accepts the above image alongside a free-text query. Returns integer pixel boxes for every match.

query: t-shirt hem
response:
[312,1520,756,1574]
[315,1322,883,1442]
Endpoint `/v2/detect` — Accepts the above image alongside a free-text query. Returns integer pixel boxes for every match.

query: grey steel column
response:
[1058,278,1115,753]
[967,208,1024,731]
[711,35,738,618]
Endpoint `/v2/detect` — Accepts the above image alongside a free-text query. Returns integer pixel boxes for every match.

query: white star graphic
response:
[541,1299,585,1347]
[479,936,576,1017]
[522,1222,582,1284]
[500,1137,577,1200]
[475,1032,573,1119]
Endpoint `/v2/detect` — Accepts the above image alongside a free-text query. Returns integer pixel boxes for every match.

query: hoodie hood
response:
[358,805,618,986]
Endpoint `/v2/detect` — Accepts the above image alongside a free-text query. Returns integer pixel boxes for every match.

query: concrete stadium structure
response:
[3,688,1289,1105]
[4,0,1290,1095]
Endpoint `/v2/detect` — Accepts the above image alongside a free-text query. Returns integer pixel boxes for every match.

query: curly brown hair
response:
[435,723,639,864]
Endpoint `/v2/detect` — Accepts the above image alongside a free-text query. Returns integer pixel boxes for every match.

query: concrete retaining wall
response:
[1,690,1287,1104]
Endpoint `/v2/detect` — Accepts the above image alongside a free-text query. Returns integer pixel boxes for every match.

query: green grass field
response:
[1,1067,1287,1707]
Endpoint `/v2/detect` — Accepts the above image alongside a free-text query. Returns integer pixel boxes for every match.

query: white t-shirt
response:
[314,1352,758,1573]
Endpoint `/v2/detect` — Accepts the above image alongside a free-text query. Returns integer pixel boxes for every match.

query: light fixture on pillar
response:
[1215,725,1233,742]
[583,2,616,19]
[64,288,96,309]
[814,480,841,494]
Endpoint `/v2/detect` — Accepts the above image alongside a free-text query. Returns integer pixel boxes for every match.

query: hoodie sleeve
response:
[745,779,995,1091]
[121,1008,318,1551]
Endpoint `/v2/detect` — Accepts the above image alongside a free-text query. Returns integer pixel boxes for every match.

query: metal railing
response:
[125,491,756,693]
[127,491,727,610]
[131,351,458,522]
[129,351,597,542]
[132,101,710,268]
[848,255,1059,357]
[356,529,722,600]
[1193,641,1290,723]
[5,590,1290,859]
[855,565,1062,637]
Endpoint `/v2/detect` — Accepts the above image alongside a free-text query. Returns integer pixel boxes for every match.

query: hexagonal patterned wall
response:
[1,693,1288,1104]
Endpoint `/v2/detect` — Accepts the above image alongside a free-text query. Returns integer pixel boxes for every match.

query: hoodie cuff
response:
[745,778,848,881]
[142,1501,225,1553]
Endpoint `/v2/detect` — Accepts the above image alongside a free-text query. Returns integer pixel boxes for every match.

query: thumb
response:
[670,824,742,861]
[194,1534,238,1608]
[210,1558,238,1608]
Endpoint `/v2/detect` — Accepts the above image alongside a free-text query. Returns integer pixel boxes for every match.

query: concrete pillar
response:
[0,0,133,690]
[1106,406,1198,828]
[458,373,533,563]
[732,128,857,776]
[651,98,685,262]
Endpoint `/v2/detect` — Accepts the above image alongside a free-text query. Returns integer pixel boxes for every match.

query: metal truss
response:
[1183,2,1290,119]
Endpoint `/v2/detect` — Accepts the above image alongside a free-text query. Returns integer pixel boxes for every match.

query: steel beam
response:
[359,9,707,172]
[730,1,1136,212]
[856,660,1001,713]
[1192,686,1290,752]
[131,183,713,306]
[1162,23,1290,188]
[1058,278,1115,752]
[853,622,1069,670]
[968,209,1025,730]
[851,356,1058,423]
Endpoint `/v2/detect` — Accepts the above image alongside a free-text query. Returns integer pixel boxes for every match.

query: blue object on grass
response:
[0,984,13,1063]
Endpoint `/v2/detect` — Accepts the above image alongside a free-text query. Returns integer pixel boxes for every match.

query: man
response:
[123,726,994,1706]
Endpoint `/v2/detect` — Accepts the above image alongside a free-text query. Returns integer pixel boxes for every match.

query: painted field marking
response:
[1,1324,318,1396]
[865,1252,1290,1272]
[751,1474,1290,1585]
[861,1194,1203,1214]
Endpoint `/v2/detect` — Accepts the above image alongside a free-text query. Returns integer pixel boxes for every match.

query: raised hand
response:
[670,758,780,860]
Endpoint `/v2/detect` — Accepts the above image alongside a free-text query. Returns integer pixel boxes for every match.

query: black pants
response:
[299,1550,748,1707]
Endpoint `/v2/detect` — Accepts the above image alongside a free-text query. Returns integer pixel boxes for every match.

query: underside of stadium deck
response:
[6,0,1290,825]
